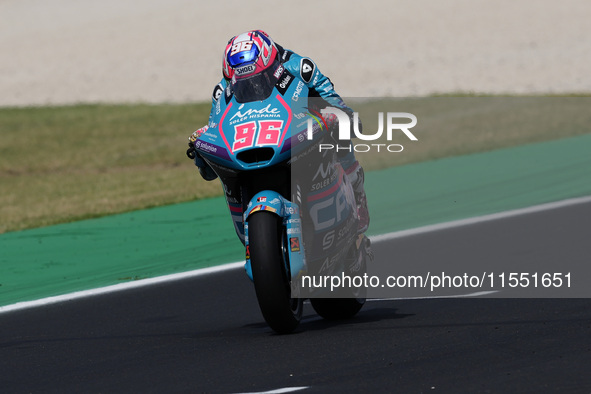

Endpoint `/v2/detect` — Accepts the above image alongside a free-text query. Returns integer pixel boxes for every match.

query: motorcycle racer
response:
[187,30,369,234]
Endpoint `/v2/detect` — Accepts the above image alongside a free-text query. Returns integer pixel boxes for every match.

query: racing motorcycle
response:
[189,69,371,334]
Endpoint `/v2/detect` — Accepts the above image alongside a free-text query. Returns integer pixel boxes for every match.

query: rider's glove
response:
[186,142,197,160]
[324,113,339,131]
[186,126,209,159]
[323,110,362,140]
[186,126,218,181]
[186,125,209,160]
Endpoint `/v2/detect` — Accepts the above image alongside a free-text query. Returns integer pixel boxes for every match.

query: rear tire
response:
[310,297,365,320]
[249,211,302,334]
[310,239,367,320]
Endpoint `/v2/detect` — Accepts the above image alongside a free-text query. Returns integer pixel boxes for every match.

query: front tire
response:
[249,211,302,334]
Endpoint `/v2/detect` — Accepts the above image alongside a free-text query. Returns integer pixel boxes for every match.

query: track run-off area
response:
[2,134,590,308]
[1,135,591,392]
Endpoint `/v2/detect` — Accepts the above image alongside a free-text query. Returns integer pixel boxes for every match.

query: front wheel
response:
[249,211,302,334]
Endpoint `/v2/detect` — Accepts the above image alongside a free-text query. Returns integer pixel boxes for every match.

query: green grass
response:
[0,103,219,233]
[1,96,589,234]
[351,96,591,170]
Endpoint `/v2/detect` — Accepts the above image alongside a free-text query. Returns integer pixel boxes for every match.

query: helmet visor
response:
[232,59,281,103]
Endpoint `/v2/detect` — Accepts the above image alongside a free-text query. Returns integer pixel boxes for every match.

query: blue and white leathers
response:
[193,63,360,287]
[196,68,314,281]
[208,46,353,127]
[202,48,359,243]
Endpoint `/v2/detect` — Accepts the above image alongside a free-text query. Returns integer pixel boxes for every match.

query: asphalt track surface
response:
[1,202,590,393]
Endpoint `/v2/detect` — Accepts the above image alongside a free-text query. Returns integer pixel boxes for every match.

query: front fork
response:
[243,190,307,282]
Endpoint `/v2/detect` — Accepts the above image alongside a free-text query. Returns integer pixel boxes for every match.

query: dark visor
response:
[232,59,281,103]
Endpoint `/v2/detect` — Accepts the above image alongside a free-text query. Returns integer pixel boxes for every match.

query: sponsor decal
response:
[230,104,281,122]
[249,204,277,215]
[303,107,329,135]
[195,140,217,153]
[257,196,267,202]
[275,70,294,96]
[319,255,340,273]
[215,96,222,115]
[274,65,285,79]
[323,230,335,250]
[279,74,292,89]
[282,50,293,62]
[300,58,315,83]
[224,84,233,104]
[292,81,304,102]
[290,237,301,252]
[285,206,298,215]
[309,186,349,231]
[189,126,208,143]
[230,41,253,56]
[195,140,231,160]
[245,245,250,260]
[232,120,283,152]
[226,195,240,204]
[312,161,335,182]
[318,79,333,93]
[249,204,263,214]
[212,84,224,101]
[235,64,256,76]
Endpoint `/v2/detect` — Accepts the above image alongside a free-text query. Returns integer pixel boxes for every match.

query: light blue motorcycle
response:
[190,72,370,333]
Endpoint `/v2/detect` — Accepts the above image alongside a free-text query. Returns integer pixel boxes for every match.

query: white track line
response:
[366,290,500,301]
[236,387,309,394]
[370,195,591,244]
[1,195,589,315]
[0,262,244,314]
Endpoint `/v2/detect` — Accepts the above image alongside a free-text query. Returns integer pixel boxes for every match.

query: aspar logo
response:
[230,104,281,122]
[302,107,329,134]
[306,107,418,153]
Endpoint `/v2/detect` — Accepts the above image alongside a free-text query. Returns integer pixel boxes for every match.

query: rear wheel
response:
[310,240,367,320]
[310,297,365,320]
[249,211,302,334]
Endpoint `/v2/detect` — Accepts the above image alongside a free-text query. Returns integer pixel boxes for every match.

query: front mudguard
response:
[243,191,306,282]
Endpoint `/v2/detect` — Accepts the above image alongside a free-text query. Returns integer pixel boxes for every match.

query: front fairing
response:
[194,77,313,172]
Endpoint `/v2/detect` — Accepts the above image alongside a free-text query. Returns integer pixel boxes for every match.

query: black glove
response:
[187,126,209,159]
[186,142,197,160]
